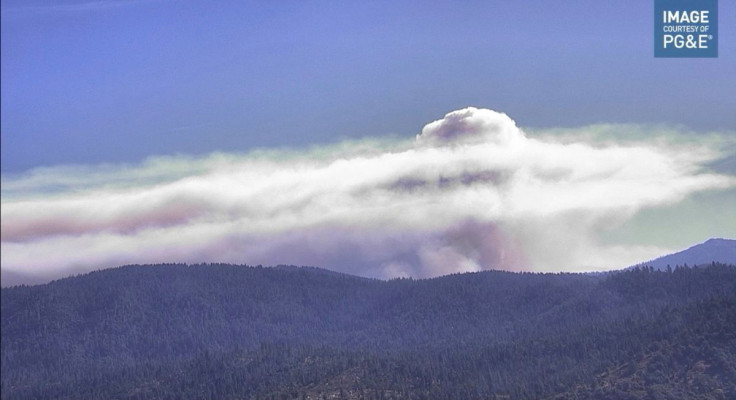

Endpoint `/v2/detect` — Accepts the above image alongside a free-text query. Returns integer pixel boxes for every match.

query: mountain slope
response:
[632,238,736,271]
[2,262,734,399]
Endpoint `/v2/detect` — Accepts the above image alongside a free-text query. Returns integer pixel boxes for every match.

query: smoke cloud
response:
[2,108,734,284]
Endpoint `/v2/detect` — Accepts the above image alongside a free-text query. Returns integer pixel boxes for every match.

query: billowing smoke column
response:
[417,107,523,146]
[1,108,733,284]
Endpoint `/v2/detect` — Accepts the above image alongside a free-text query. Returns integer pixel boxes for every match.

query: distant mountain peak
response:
[630,238,736,270]
[704,237,732,244]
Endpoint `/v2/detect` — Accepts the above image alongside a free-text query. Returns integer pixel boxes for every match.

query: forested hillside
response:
[630,238,735,271]
[2,263,734,399]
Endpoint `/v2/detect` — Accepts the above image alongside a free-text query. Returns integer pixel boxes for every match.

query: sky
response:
[1,0,735,285]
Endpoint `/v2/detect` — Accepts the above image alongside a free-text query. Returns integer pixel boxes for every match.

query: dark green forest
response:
[2,263,735,399]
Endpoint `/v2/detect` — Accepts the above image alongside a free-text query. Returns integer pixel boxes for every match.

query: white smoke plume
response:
[2,108,734,284]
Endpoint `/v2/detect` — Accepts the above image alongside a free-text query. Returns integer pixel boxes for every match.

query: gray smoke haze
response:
[2,108,734,285]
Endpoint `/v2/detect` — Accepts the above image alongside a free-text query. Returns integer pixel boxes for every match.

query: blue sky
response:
[1,1,735,284]
[2,0,734,171]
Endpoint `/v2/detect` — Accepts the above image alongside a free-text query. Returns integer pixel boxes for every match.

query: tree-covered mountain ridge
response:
[629,238,735,271]
[2,260,735,399]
